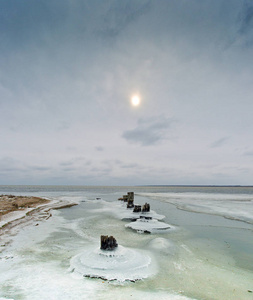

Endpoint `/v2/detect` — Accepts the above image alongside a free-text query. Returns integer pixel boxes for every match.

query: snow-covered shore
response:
[0,196,78,248]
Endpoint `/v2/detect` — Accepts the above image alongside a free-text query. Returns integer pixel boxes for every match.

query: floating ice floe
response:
[125,217,175,234]
[69,245,157,282]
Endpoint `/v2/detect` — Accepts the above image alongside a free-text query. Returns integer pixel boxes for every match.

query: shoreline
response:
[0,195,78,249]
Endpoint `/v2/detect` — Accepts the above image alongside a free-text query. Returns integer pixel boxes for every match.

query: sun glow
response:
[131,95,141,106]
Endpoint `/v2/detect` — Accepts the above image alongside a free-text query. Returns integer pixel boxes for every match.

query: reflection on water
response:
[0,186,253,300]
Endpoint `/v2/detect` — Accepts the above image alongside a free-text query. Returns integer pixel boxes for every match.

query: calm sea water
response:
[0,185,253,300]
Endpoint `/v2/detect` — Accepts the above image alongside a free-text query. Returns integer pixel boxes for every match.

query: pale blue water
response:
[0,185,253,300]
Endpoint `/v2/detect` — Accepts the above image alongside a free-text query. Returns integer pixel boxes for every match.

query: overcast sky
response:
[1,0,253,186]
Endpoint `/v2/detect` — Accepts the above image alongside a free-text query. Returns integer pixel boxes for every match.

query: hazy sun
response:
[131,95,141,106]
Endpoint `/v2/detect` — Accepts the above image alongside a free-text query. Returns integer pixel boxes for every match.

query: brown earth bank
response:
[0,195,50,217]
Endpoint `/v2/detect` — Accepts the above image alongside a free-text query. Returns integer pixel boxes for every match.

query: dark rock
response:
[123,195,128,202]
[142,203,150,212]
[100,235,118,251]
[127,192,134,208]
[127,192,134,201]
[133,205,141,213]
[127,199,134,208]
[140,216,152,220]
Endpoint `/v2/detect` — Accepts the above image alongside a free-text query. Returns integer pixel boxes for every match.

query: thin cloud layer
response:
[0,0,253,185]
[122,117,174,146]
[210,137,229,148]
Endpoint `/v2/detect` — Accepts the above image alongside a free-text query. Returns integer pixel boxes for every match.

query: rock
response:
[127,199,134,208]
[127,192,134,201]
[140,216,152,220]
[100,235,118,251]
[127,192,134,208]
[133,205,142,213]
[123,195,128,202]
[118,192,134,201]
[142,203,150,212]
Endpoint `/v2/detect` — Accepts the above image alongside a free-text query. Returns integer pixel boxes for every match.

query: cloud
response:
[210,137,229,148]
[95,146,104,151]
[97,0,151,38]
[121,163,139,169]
[59,161,74,167]
[244,150,253,156]
[237,1,253,46]
[0,157,24,173]
[57,122,70,131]
[122,116,174,146]
[239,1,253,34]
[28,166,51,172]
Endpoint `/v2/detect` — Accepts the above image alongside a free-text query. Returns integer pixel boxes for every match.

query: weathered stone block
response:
[123,195,128,202]
[142,203,150,212]
[100,235,118,250]
[133,205,141,212]
[127,198,134,208]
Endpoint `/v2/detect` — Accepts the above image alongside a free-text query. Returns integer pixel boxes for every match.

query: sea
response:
[0,185,253,300]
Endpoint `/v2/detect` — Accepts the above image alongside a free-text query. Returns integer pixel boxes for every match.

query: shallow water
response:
[0,185,253,299]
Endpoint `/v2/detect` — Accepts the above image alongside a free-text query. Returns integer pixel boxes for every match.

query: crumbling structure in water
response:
[142,203,150,212]
[100,235,118,250]
[127,192,134,208]
[118,192,151,213]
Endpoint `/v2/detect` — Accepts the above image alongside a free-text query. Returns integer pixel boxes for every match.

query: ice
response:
[0,196,79,229]
[0,208,33,228]
[118,209,165,221]
[1,187,253,300]
[125,218,175,233]
[140,192,253,224]
[69,244,157,282]
[148,237,176,255]
[87,199,165,220]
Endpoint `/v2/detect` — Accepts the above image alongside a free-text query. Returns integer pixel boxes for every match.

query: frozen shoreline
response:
[0,196,78,249]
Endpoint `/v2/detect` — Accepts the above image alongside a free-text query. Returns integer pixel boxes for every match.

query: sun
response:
[131,95,141,106]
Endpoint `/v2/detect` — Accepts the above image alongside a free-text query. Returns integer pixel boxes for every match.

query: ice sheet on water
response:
[107,289,196,300]
[148,237,176,255]
[86,199,165,220]
[125,218,175,233]
[69,245,157,282]
[140,192,253,224]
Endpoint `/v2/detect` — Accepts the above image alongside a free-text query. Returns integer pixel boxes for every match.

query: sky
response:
[1,0,253,186]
